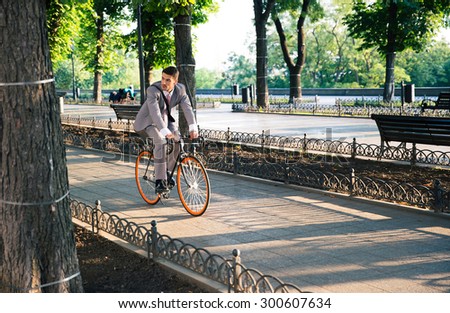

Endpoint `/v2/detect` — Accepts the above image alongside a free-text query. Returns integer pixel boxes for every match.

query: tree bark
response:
[253,0,276,109]
[273,0,310,103]
[0,0,83,292]
[383,0,398,103]
[93,7,105,104]
[174,13,196,136]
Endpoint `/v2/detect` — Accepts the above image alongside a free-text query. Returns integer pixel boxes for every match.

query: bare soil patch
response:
[75,225,208,293]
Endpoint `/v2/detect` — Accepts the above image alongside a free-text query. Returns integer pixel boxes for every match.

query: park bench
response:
[110,104,141,121]
[421,92,450,112]
[371,114,450,163]
[108,104,142,162]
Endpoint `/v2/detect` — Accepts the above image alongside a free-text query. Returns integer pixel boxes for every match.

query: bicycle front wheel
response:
[177,156,210,216]
[135,150,160,205]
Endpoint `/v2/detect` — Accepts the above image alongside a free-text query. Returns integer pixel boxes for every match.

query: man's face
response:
[161,73,177,92]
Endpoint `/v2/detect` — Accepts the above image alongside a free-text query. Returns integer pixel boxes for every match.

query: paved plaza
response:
[67,145,450,293]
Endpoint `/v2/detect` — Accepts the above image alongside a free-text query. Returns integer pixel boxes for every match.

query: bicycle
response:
[135,136,210,216]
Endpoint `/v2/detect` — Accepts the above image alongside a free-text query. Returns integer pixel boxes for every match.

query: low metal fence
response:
[63,125,450,214]
[61,115,450,167]
[233,99,450,118]
[71,198,305,293]
[200,128,450,167]
[202,148,448,214]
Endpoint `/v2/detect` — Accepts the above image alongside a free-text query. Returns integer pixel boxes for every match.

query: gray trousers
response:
[137,126,180,180]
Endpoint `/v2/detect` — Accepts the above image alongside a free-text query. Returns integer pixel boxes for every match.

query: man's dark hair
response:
[163,66,179,79]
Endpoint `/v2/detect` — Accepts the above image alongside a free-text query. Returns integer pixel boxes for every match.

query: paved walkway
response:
[67,146,450,293]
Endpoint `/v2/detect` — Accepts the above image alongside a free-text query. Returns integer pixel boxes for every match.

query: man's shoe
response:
[167,172,175,188]
[155,179,169,194]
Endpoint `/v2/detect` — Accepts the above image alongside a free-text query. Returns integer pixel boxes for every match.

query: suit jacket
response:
[134,81,196,133]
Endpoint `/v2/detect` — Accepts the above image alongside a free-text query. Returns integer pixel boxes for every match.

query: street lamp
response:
[71,44,76,101]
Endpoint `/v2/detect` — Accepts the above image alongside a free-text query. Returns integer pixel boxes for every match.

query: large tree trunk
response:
[273,0,310,103]
[0,0,83,292]
[253,0,276,109]
[93,8,105,104]
[383,52,396,103]
[174,13,196,135]
[141,8,154,89]
[383,0,398,103]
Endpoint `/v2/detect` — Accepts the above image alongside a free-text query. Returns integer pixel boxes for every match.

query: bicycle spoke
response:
[177,156,210,216]
[135,150,160,205]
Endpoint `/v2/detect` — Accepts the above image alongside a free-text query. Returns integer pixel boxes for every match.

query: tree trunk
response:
[383,52,396,103]
[383,0,398,103]
[0,0,83,293]
[93,8,104,104]
[273,0,310,103]
[253,0,276,109]
[141,9,155,89]
[174,13,196,135]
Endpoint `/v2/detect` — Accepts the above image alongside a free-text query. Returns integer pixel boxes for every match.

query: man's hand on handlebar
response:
[165,132,175,139]
[189,131,199,140]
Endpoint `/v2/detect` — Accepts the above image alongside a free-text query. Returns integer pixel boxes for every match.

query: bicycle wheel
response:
[177,156,210,216]
[135,150,160,205]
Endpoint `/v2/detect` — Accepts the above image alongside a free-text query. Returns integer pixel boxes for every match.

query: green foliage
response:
[47,1,83,63]
[397,41,450,87]
[77,0,131,74]
[48,0,450,92]
[344,0,448,55]
[135,0,218,71]
[215,53,256,88]
[195,68,223,88]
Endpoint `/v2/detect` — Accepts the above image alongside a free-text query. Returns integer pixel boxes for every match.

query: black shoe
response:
[155,179,169,194]
[167,172,175,188]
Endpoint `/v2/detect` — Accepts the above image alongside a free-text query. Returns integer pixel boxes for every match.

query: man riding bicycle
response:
[134,66,198,194]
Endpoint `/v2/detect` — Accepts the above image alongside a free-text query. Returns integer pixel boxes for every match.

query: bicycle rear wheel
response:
[135,150,160,205]
[177,156,210,216]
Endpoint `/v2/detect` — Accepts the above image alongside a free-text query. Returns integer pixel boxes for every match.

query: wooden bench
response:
[421,92,450,112]
[108,104,142,162]
[110,104,141,121]
[371,114,450,163]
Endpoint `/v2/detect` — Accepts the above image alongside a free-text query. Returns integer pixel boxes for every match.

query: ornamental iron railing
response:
[63,125,450,214]
[61,114,450,167]
[70,199,305,293]
[232,98,450,118]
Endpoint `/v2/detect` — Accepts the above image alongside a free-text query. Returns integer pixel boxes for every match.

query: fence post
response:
[232,249,241,293]
[233,152,239,175]
[432,180,444,213]
[411,143,417,166]
[284,154,289,184]
[350,168,355,196]
[93,200,101,234]
[351,138,357,161]
[227,127,231,144]
[150,220,158,258]
[261,130,265,151]
[303,133,307,155]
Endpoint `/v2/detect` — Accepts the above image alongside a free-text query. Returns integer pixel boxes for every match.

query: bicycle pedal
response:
[161,191,170,199]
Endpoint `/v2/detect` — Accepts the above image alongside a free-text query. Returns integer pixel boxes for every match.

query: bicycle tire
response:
[135,150,160,205]
[177,155,210,216]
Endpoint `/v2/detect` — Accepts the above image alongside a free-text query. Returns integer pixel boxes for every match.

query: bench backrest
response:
[110,104,141,121]
[371,114,450,146]
[437,92,450,106]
